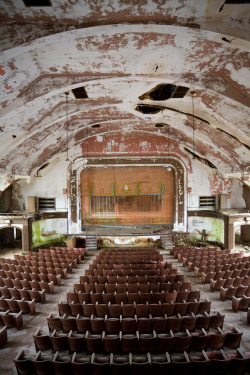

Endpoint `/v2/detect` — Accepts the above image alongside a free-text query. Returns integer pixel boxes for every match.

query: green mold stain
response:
[32,220,67,247]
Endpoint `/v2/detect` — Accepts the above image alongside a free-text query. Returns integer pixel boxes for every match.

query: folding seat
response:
[171,352,191,375]
[1,310,23,329]
[90,292,103,304]
[103,332,121,353]
[232,296,250,312]
[12,271,22,280]
[139,332,156,353]
[181,313,197,331]
[60,314,77,332]
[176,290,190,303]
[67,330,85,353]
[140,292,153,304]
[47,313,63,332]
[50,330,69,352]
[130,353,151,375]
[210,278,226,292]
[170,282,182,292]
[224,349,249,375]
[18,279,31,290]
[51,351,72,375]
[174,330,192,351]
[209,312,225,329]
[122,303,135,318]
[76,315,91,333]
[137,317,152,333]
[80,275,91,283]
[95,303,109,318]
[151,314,167,333]
[95,283,106,293]
[105,283,117,293]
[9,287,22,300]
[17,298,36,315]
[90,315,105,333]
[85,331,104,353]
[0,286,11,299]
[78,292,91,304]
[6,297,20,313]
[71,352,91,375]
[121,316,137,333]
[197,299,211,314]
[114,292,127,304]
[135,303,149,318]
[164,291,177,303]
[14,350,36,375]
[127,292,141,304]
[174,301,188,316]
[224,326,243,348]
[97,276,107,284]
[127,276,137,284]
[108,303,121,318]
[167,314,183,332]
[235,285,248,298]
[110,353,130,375]
[67,291,79,304]
[84,283,95,293]
[196,313,211,331]
[39,281,54,294]
[19,289,32,301]
[30,289,46,304]
[0,296,9,311]
[107,276,117,284]
[190,351,211,375]
[3,277,14,288]
[102,293,115,304]
[58,301,71,316]
[149,303,161,317]
[161,301,175,316]
[33,329,52,352]
[188,290,200,302]
[205,350,230,375]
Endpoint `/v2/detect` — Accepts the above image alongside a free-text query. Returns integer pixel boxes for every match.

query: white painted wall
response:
[12,156,68,212]
[187,160,245,209]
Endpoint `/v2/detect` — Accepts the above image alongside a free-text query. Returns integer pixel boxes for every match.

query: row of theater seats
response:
[33,326,242,353]
[14,247,249,375]
[66,290,199,305]
[79,274,181,284]
[13,349,250,375]
[58,299,211,317]
[47,311,224,334]
[74,281,192,293]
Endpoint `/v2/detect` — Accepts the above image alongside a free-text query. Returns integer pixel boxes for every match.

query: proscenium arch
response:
[67,156,187,233]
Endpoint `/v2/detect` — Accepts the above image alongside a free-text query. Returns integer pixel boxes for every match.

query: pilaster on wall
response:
[67,156,187,234]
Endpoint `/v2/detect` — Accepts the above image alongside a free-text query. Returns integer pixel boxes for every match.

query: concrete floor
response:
[0,248,249,375]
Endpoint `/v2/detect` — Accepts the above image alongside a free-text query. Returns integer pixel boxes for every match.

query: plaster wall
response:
[12,157,68,212]
[32,219,67,248]
[188,216,224,244]
[187,161,245,209]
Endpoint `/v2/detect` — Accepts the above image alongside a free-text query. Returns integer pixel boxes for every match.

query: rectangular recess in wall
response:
[23,0,52,6]
[199,196,216,208]
[37,197,56,211]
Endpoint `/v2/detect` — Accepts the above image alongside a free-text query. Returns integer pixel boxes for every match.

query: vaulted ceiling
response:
[0,0,249,190]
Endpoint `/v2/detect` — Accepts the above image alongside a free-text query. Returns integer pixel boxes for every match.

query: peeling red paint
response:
[0,65,6,75]
[5,84,12,90]
[208,175,233,197]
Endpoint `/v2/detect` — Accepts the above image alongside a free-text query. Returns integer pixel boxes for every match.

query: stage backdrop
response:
[81,166,174,225]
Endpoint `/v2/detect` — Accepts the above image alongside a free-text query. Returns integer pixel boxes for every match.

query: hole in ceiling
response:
[217,128,250,150]
[135,105,162,114]
[91,124,101,128]
[23,0,52,6]
[37,163,49,173]
[72,87,88,99]
[155,123,165,128]
[184,147,217,169]
[225,0,250,3]
[139,84,189,101]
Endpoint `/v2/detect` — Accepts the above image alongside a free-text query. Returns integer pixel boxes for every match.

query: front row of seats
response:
[14,349,250,375]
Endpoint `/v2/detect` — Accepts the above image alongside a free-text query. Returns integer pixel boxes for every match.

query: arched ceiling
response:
[0,0,249,190]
